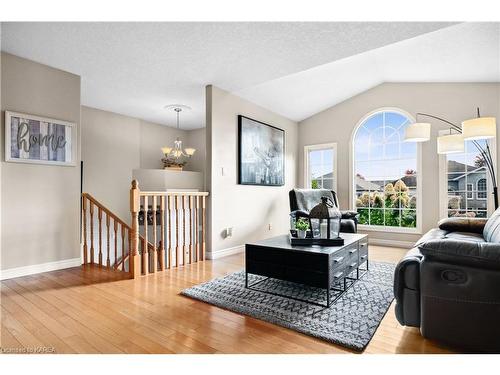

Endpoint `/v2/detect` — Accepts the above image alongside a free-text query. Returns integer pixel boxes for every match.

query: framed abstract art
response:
[238,115,285,186]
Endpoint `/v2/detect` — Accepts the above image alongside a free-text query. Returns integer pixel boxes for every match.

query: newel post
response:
[130,180,141,278]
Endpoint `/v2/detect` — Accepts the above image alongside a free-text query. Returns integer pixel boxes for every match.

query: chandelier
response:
[161,105,196,170]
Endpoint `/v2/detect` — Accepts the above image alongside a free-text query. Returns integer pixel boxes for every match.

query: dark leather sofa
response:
[394,211,500,352]
[288,188,358,233]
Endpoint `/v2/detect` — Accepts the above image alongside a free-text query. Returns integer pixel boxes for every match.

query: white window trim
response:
[466,183,473,200]
[477,178,488,200]
[438,130,496,219]
[349,107,422,234]
[304,142,338,192]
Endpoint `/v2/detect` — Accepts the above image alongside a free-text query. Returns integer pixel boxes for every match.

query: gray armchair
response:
[288,188,359,233]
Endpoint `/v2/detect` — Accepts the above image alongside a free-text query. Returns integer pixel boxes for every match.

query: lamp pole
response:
[416,111,498,210]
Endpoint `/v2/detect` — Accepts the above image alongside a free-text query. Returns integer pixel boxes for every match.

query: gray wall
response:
[298,82,500,243]
[1,52,81,270]
[206,85,298,255]
[81,106,206,221]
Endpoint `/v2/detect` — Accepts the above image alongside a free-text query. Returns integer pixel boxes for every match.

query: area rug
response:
[181,261,395,351]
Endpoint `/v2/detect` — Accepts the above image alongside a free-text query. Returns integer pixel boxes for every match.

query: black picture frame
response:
[238,115,285,186]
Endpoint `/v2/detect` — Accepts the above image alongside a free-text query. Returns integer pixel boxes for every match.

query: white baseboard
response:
[368,238,414,249]
[207,245,245,260]
[0,257,82,280]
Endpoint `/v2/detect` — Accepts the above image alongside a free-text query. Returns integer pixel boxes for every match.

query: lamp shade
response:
[437,134,465,154]
[404,123,431,142]
[185,148,196,156]
[462,117,496,140]
[161,147,172,155]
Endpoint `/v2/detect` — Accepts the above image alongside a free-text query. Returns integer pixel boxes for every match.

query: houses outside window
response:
[439,134,495,218]
[352,109,421,232]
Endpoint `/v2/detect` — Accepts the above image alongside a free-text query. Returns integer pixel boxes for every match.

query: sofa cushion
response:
[483,207,500,242]
[438,217,487,234]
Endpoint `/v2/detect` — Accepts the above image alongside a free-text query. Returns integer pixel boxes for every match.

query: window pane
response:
[353,110,418,229]
[307,146,335,190]
[370,208,384,226]
[356,190,370,208]
[401,210,417,227]
[322,178,334,190]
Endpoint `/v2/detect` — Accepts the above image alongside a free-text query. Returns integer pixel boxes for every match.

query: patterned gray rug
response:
[181,261,395,351]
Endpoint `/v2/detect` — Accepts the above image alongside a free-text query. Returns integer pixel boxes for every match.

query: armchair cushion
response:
[419,239,500,269]
[291,188,337,212]
[438,217,487,235]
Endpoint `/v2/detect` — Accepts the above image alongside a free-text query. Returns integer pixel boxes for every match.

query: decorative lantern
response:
[309,196,342,239]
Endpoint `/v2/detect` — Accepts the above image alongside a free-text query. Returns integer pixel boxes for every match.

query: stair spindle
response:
[175,196,180,267]
[202,196,206,261]
[82,197,88,265]
[189,196,193,264]
[167,195,173,269]
[106,213,111,268]
[159,196,166,271]
[113,220,118,269]
[98,207,103,266]
[142,196,149,274]
[124,226,129,272]
[151,196,158,273]
[182,196,187,266]
[195,196,200,262]
[89,202,95,264]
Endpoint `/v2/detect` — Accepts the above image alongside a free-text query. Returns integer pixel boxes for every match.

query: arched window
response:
[352,109,420,230]
[477,178,487,199]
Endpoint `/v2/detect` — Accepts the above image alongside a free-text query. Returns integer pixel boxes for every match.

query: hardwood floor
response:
[0,246,455,354]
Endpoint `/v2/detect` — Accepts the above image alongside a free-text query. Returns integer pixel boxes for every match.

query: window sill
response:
[358,224,422,235]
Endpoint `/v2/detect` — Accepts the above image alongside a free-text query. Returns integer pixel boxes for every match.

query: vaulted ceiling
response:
[2,22,498,129]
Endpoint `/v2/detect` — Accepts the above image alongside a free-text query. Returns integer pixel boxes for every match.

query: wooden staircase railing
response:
[82,180,209,278]
[81,193,155,274]
[129,180,209,278]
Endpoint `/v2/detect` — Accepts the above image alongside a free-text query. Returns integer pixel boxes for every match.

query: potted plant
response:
[295,218,310,239]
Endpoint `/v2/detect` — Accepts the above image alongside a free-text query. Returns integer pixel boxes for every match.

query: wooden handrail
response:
[82,193,130,228]
[139,191,209,197]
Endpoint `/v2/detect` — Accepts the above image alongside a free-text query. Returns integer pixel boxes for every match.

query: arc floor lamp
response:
[404,108,498,209]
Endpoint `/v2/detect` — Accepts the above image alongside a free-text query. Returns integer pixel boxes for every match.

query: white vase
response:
[297,230,307,239]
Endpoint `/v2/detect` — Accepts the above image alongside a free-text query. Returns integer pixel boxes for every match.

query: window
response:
[440,135,494,218]
[352,109,420,231]
[466,183,473,199]
[477,178,487,199]
[304,143,337,190]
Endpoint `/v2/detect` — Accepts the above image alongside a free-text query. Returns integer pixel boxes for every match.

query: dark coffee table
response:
[245,233,369,307]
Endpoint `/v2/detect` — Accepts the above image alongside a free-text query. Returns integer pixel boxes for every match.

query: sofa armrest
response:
[341,210,359,221]
[393,248,423,327]
[437,217,487,234]
[419,239,500,269]
[290,210,310,219]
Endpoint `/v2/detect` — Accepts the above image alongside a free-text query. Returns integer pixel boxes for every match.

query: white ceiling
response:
[0,22,457,129]
[236,22,500,121]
